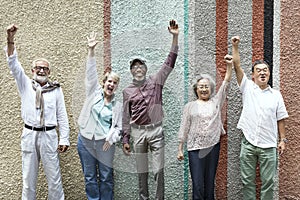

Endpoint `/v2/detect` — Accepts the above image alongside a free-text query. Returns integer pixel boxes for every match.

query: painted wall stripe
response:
[252,0,265,198]
[279,0,300,198]
[264,0,274,87]
[184,0,190,199]
[215,0,228,198]
[103,0,111,73]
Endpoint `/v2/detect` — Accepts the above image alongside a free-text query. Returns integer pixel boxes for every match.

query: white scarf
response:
[32,80,60,126]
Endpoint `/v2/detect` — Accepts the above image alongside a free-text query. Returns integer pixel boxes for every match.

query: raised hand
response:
[87,31,99,49]
[7,24,18,40]
[224,54,233,82]
[224,54,233,65]
[168,20,179,36]
[231,36,240,46]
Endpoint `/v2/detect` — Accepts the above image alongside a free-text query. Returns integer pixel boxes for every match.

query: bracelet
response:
[281,138,288,143]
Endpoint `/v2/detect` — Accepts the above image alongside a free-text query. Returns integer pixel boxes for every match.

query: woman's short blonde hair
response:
[102,71,120,85]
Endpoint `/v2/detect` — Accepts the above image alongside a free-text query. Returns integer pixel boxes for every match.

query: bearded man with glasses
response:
[5,24,70,200]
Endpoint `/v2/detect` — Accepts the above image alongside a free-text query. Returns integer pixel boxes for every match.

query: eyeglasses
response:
[131,65,147,70]
[34,66,50,72]
[197,85,210,89]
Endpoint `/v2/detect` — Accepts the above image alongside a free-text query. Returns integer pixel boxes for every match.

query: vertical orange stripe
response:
[216,0,228,198]
[252,0,265,62]
[103,0,111,74]
[252,0,264,199]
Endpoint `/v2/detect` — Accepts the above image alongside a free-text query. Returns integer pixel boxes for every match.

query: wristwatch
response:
[281,138,288,143]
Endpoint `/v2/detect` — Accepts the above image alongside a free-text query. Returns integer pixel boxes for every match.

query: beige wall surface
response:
[0,0,104,199]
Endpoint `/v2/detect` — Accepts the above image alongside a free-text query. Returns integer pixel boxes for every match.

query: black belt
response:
[25,124,56,131]
[131,121,162,130]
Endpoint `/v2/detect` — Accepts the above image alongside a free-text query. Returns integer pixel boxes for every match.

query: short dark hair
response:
[252,60,270,72]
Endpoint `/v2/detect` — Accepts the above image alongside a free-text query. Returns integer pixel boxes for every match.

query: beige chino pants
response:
[131,125,165,200]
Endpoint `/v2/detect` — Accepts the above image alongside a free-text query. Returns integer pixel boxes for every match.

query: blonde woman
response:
[77,32,122,200]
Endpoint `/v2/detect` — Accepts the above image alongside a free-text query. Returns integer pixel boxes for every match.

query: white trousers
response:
[21,127,64,200]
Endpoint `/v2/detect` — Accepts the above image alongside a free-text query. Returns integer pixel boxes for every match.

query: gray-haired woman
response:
[177,55,233,200]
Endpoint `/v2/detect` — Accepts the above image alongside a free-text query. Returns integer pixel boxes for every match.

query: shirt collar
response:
[132,78,146,86]
[253,83,273,93]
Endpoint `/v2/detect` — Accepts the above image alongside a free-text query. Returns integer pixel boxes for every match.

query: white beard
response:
[33,74,48,83]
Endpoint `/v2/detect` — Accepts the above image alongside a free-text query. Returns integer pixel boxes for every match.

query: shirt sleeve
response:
[56,87,70,146]
[85,56,101,97]
[178,103,191,143]
[239,72,248,94]
[106,102,123,144]
[155,45,179,86]
[5,47,30,95]
[215,81,229,106]
[276,92,289,121]
[122,89,131,144]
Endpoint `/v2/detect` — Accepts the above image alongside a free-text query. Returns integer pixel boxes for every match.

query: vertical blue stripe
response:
[183,0,189,199]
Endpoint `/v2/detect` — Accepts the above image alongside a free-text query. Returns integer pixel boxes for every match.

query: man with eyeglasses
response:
[231,36,288,200]
[5,24,69,200]
[122,20,179,200]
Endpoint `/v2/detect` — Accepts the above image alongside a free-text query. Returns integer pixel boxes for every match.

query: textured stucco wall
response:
[227,0,253,199]
[0,0,104,199]
[0,0,299,199]
[110,1,185,199]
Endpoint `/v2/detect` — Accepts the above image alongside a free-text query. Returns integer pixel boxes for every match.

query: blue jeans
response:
[188,143,220,200]
[77,134,115,200]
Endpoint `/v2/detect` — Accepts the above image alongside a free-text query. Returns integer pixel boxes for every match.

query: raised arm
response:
[168,20,179,49]
[85,32,101,97]
[224,54,233,82]
[231,36,244,85]
[7,24,18,56]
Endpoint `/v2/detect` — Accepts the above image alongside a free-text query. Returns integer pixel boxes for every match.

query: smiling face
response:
[252,63,270,89]
[32,60,50,85]
[103,76,119,98]
[196,78,211,101]
[130,61,147,81]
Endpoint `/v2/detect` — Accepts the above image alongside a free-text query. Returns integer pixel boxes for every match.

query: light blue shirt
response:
[90,101,112,138]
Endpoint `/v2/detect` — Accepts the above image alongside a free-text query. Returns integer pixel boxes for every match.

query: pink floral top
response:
[178,81,229,151]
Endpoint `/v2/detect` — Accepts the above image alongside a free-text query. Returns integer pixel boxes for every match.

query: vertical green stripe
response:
[183,0,189,199]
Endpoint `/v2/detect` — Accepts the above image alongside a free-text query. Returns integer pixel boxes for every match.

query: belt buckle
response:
[146,123,154,131]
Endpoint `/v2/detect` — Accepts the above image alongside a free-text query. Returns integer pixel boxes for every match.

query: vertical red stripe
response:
[216,0,228,198]
[103,0,111,74]
[252,0,265,62]
[252,0,264,199]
